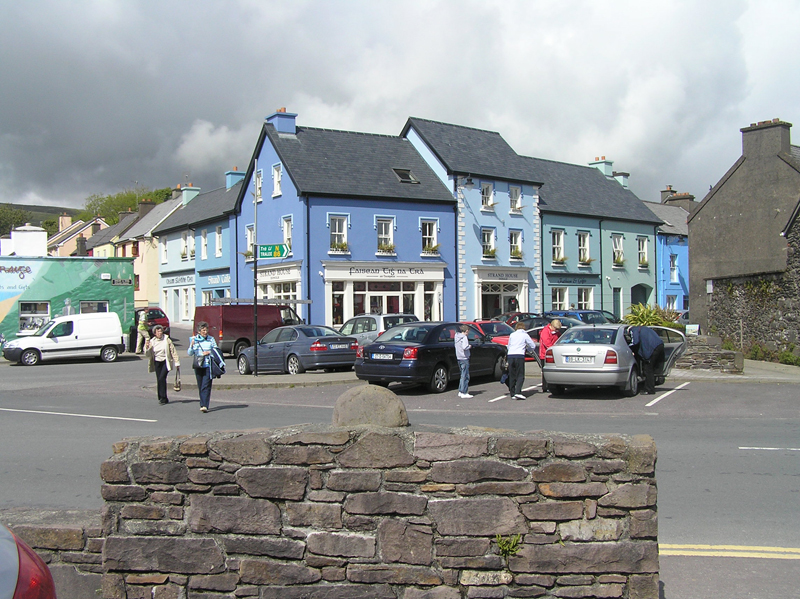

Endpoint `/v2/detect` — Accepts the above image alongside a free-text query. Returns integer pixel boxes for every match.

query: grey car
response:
[339,313,419,347]
[542,324,687,396]
[237,325,358,375]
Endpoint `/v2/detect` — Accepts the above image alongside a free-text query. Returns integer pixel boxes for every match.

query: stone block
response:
[239,559,321,585]
[332,385,409,427]
[273,445,335,465]
[276,431,351,445]
[439,556,504,569]
[101,485,148,502]
[496,438,549,459]
[553,584,623,598]
[326,470,382,492]
[629,510,658,539]
[509,541,658,574]
[210,434,272,466]
[308,490,346,502]
[414,433,488,461]
[514,574,555,587]
[139,440,176,460]
[188,495,280,534]
[336,433,415,468]
[531,462,587,482]
[236,466,308,500]
[223,535,305,560]
[285,502,343,529]
[101,461,130,483]
[434,537,491,557]
[625,435,656,475]
[260,584,395,599]
[598,483,657,508]
[559,518,624,542]
[538,482,607,498]
[120,506,165,520]
[378,519,433,565]
[404,586,462,599]
[385,469,428,483]
[322,566,347,581]
[466,586,507,598]
[307,532,376,558]
[104,537,225,574]
[430,459,528,483]
[344,492,427,515]
[10,525,84,551]
[188,468,235,485]
[428,497,527,536]
[179,437,210,456]
[460,570,513,586]
[508,587,547,597]
[586,460,626,474]
[628,573,659,599]
[150,492,183,505]
[520,501,585,521]
[456,482,537,496]
[130,462,188,485]
[553,440,597,458]
[120,520,186,536]
[346,564,442,585]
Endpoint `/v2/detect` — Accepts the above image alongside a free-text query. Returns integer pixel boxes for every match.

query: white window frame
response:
[255,169,263,203]
[578,231,590,264]
[481,228,496,257]
[637,237,648,267]
[421,219,438,253]
[283,216,293,253]
[670,254,678,283]
[509,186,521,212]
[272,164,282,197]
[666,295,677,311]
[161,238,167,263]
[201,229,208,260]
[188,230,195,258]
[329,215,348,251]
[481,183,494,210]
[215,226,223,257]
[551,229,565,263]
[552,287,567,310]
[202,290,213,306]
[577,287,593,309]
[181,231,188,259]
[376,217,394,252]
[245,225,255,261]
[509,230,522,259]
[612,234,624,266]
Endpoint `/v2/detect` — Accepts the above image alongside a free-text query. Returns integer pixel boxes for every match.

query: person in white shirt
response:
[454,324,472,398]
[506,322,537,400]
[145,325,181,405]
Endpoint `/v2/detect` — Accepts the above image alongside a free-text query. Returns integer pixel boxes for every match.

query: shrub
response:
[624,304,669,327]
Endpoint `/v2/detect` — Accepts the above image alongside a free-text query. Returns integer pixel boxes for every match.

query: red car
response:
[489,312,540,327]
[0,522,57,598]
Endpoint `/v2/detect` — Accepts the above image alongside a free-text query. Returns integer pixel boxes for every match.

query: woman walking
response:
[189,321,218,413]
[145,325,180,405]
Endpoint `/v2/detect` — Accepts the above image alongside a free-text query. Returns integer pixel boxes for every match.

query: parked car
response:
[237,325,358,375]
[194,303,303,357]
[462,320,515,343]
[522,315,584,338]
[134,307,170,336]
[354,322,506,393]
[489,312,540,327]
[0,522,57,599]
[675,310,690,326]
[544,310,617,324]
[338,313,419,347]
[541,324,687,396]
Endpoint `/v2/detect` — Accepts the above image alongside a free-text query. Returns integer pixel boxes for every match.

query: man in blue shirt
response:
[630,326,665,395]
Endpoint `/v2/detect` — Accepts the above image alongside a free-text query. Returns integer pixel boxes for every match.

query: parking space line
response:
[487,383,540,403]
[0,407,157,423]
[739,446,800,451]
[660,544,800,559]
[645,382,690,407]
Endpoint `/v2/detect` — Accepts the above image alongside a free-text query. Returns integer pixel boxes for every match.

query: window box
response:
[377,243,396,254]
[578,257,595,266]
[482,248,497,259]
[329,242,349,253]
[613,258,626,268]
[180,251,188,260]
[552,256,568,265]
[638,260,649,269]
[422,243,440,255]
[510,249,523,260]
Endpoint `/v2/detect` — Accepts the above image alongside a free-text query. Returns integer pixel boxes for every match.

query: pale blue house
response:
[643,195,691,311]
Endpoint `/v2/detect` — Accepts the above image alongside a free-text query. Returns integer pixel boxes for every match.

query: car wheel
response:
[655,376,665,386]
[233,340,249,357]
[21,349,40,366]
[494,355,506,380]
[287,354,305,375]
[622,367,639,397]
[100,346,118,362]
[238,354,252,375]
[428,364,449,393]
[549,384,565,396]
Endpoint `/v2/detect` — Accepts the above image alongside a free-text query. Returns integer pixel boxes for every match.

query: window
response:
[509,186,521,212]
[509,230,522,259]
[283,217,293,252]
[670,254,678,282]
[215,226,223,257]
[131,242,139,258]
[245,225,255,260]
[120,244,126,258]
[201,229,208,260]
[637,237,648,267]
[134,274,140,291]
[578,232,590,263]
[421,220,438,253]
[254,169,263,202]
[181,231,188,259]
[19,301,49,332]
[577,287,593,309]
[202,290,213,306]
[80,301,108,313]
[666,295,677,311]
[612,234,624,266]
[552,230,565,263]
[272,164,282,197]
[376,218,394,252]
[182,288,190,319]
[552,287,567,310]
[161,239,167,263]
[393,168,419,183]
[188,230,195,257]
[481,228,496,257]
[481,183,494,209]
[330,216,347,251]
[272,282,297,301]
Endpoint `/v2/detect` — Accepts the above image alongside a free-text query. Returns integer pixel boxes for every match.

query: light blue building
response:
[232,111,456,326]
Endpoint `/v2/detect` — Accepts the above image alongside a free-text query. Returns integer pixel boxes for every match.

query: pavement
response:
[163,323,800,389]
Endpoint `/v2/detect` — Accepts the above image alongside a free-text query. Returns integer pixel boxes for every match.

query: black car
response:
[543,310,620,324]
[354,322,506,393]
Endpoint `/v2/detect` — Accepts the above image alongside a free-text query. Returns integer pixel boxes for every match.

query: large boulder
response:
[332,386,409,427]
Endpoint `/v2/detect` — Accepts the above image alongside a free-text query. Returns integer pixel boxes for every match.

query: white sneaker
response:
[458,392,474,398]
[514,394,526,400]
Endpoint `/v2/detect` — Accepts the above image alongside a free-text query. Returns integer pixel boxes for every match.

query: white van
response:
[2,312,126,366]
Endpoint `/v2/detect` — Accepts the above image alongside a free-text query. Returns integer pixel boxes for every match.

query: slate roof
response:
[521,156,662,224]
[263,125,454,203]
[86,212,139,250]
[47,217,107,247]
[642,201,689,236]
[120,198,182,241]
[400,117,542,184]
[154,181,243,236]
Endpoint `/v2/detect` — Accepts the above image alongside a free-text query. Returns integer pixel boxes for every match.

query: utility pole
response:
[253,160,260,376]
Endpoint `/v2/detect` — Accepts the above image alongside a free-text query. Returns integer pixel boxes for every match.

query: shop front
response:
[255,260,305,320]
[543,272,602,312]
[198,268,231,306]
[320,261,447,326]
[471,266,534,319]
[162,272,195,324]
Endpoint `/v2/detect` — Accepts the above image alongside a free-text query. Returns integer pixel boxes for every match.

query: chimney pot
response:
[277,107,286,113]
[601,155,606,160]
[595,157,599,161]
[233,166,238,171]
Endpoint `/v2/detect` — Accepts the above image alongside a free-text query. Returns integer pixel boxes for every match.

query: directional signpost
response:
[258,244,289,259]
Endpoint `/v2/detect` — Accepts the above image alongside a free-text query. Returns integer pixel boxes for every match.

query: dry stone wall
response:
[98,425,659,599]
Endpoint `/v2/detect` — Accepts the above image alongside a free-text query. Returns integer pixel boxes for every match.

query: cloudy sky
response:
[2,0,799,210]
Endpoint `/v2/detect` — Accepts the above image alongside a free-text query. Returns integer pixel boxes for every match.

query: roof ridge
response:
[296,126,402,140]
[408,116,503,136]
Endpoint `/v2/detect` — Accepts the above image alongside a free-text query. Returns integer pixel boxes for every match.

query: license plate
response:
[330,344,348,349]
[566,356,593,363]
[372,353,393,360]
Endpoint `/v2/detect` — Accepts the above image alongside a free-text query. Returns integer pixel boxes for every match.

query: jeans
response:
[195,367,213,409]
[458,359,470,394]
[154,360,168,402]
[507,356,526,396]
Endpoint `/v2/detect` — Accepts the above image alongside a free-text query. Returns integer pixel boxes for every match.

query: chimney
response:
[663,191,697,213]
[76,234,87,256]
[588,156,614,178]
[226,166,246,190]
[92,221,101,235]
[267,108,297,135]
[137,200,156,218]
[171,185,182,201]
[741,118,791,158]
[181,184,200,206]
[612,170,630,189]
[58,213,72,232]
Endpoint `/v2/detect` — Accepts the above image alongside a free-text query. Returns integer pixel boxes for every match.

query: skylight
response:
[393,168,419,183]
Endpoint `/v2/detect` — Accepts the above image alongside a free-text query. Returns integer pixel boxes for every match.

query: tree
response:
[0,205,31,236]
[77,185,172,225]
[41,219,59,237]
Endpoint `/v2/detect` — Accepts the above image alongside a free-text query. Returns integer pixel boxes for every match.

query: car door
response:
[652,326,688,376]
[256,328,282,372]
[276,327,299,370]
[435,324,461,380]
[464,324,494,375]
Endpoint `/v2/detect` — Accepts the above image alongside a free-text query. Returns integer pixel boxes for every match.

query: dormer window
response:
[393,168,419,183]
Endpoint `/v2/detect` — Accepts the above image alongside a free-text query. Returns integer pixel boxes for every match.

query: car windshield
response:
[559,328,618,345]
[377,324,435,343]
[581,312,608,324]
[383,315,419,328]
[299,326,341,337]
[32,320,56,337]
[479,322,514,336]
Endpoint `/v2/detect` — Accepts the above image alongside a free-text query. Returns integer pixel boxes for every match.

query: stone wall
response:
[94,425,659,599]
[674,335,744,373]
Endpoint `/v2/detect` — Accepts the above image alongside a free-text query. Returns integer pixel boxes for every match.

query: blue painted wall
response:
[656,233,689,310]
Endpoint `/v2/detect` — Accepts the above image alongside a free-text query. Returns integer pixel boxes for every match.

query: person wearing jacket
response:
[454,324,472,398]
[145,325,180,405]
[629,325,665,395]
[188,321,218,412]
[539,319,562,392]
[507,322,537,400]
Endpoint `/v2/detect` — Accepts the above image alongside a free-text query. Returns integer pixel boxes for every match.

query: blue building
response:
[232,111,456,326]
[402,118,543,319]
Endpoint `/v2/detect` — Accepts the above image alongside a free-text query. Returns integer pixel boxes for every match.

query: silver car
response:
[542,324,687,396]
[339,313,419,347]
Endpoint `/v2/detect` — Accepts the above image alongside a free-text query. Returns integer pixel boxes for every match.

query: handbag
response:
[173,367,182,392]
[192,353,206,370]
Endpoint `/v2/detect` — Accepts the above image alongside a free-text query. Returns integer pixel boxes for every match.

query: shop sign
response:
[164,274,195,286]
[0,265,32,280]
[207,274,231,285]
[486,271,524,281]
[258,266,296,283]
[347,266,425,278]
[111,278,133,286]
[552,276,596,285]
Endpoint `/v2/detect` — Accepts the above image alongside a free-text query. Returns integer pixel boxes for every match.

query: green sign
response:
[258,244,289,259]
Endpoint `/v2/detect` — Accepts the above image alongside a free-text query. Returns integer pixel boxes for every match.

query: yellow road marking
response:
[660,544,800,559]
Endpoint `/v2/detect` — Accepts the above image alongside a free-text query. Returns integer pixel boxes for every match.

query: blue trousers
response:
[194,367,213,409]
[458,359,470,394]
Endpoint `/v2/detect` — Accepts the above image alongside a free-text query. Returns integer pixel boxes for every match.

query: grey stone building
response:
[688,118,800,351]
